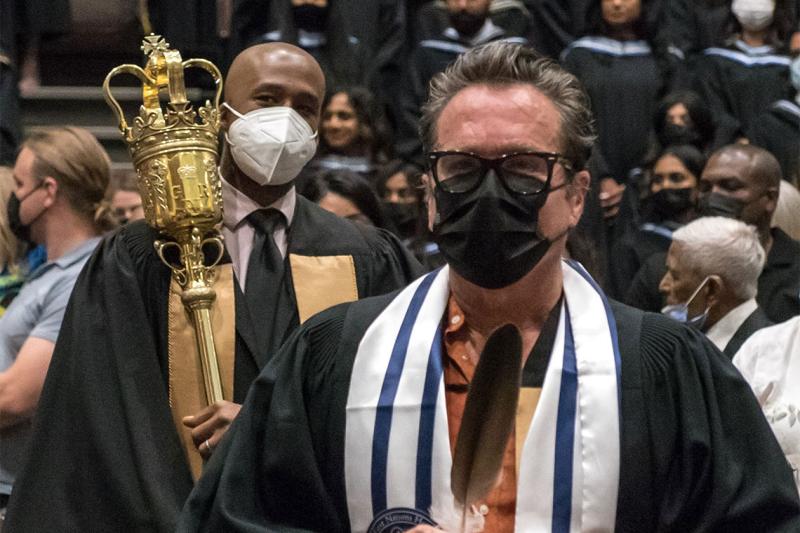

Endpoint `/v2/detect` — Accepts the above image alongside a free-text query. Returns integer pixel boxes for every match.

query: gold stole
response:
[167,254,359,480]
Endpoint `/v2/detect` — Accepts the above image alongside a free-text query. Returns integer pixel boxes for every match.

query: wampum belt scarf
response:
[345,261,621,532]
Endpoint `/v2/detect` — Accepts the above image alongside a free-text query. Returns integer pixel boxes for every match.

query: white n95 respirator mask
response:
[223,103,318,186]
[732,0,775,32]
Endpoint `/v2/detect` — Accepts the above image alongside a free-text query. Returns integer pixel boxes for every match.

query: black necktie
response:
[244,209,286,346]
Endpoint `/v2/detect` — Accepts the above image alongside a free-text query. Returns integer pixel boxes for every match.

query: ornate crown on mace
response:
[102,34,224,237]
[103,35,227,405]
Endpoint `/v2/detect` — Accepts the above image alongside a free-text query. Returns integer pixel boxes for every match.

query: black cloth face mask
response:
[292,5,329,33]
[382,201,419,240]
[646,187,695,222]
[449,10,486,37]
[433,170,554,289]
[698,192,745,219]
[7,183,45,245]
[658,123,701,149]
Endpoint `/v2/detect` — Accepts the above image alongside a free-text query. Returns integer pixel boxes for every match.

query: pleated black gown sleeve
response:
[614,303,800,532]
[178,296,392,533]
[3,222,189,533]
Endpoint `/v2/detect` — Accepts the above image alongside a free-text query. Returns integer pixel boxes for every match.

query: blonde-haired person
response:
[109,168,145,225]
[0,126,112,512]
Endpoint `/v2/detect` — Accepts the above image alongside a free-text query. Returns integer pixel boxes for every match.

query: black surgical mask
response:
[7,183,45,244]
[658,123,701,149]
[382,201,419,239]
[646,187,695,221]
[292,5,329,33]
[449,10,486,37]
[698,192,745,219]
[433,170,554,289]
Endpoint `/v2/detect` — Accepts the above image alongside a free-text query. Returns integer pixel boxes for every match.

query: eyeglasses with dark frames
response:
[427,150,573,195]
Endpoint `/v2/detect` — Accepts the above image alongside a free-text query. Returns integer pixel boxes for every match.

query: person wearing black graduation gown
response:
[609,145,704,299]
[395,0,529,164]
[560,1,666,186]
[179,42,800,533]
[3,43,422,533]
[230,0,406,123]
[748,98,800,184]
[693,0,797,147]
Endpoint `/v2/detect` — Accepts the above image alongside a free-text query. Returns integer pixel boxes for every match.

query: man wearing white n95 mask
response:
[4,43,422,532]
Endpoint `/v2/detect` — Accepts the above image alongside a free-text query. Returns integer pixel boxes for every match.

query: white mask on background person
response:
[223,103,318,186]
[732,0,776,32]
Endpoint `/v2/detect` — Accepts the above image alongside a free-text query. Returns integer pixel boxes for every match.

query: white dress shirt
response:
[705,298,758,353]
[220,174,296,289]
[734,316,800,494]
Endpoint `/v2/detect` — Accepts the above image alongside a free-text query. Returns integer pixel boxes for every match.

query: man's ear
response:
[763,184,779,216]
[706,274,724,308]
[567,170,590,226]
[220,103,232,132]
[41,176,58,207]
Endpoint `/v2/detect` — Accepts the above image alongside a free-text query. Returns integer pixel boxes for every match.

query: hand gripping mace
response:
[103,35,225,404]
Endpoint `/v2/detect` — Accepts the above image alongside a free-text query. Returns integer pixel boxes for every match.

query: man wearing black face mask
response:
[179,42,800,533]
[698,143,800,322]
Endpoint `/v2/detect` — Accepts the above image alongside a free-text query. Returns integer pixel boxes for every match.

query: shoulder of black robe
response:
[624,251,667,313]
[290,196,425,295]
[179,293,800,532]
[758,228,800,323]
[614,302,800,531]
[747,103,800,183]
[4,221,188,533]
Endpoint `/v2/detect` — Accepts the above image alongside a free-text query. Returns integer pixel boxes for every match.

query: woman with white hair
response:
[659,216,774,357]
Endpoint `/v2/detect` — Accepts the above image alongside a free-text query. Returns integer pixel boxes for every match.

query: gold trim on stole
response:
[289,254,359,323]
[168,264,236,480]
[515,387,542,478]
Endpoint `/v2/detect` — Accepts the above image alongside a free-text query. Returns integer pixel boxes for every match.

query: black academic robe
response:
[693,42,792,147]
[231,0,406,111]
[561,37,664,184]
[3,197,423,533]
[723,306,773,359]
[747,99,800,184]
[609,223,674,301]
[396,22,527,164]
[179,294,800,532]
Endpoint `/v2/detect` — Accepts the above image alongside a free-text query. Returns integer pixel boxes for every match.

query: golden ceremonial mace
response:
[103,35,225,404]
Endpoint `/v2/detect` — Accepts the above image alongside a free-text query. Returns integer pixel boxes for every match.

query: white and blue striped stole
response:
[345,261,621,532]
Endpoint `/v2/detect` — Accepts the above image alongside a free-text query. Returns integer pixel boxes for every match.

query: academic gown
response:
[3,197,423,533]
[747,99,800,184]
[693,41,792,147]
[561,37,663,184]
[178,292,800,532]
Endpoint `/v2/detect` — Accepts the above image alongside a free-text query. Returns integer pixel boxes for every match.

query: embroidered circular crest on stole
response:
[367,507,436,532]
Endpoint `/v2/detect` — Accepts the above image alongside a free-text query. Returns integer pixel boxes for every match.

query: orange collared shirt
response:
[443,295,518,532]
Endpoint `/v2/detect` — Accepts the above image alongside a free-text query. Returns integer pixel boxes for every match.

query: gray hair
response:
[420,41,596,171]
[672,217,765,300]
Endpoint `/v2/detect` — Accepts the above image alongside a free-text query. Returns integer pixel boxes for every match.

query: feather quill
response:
[449,323,523,531]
